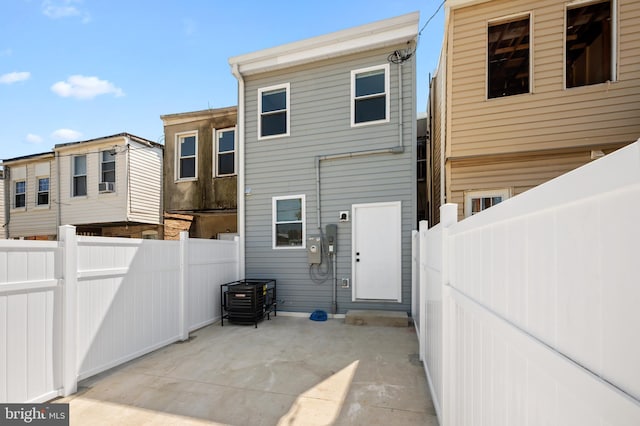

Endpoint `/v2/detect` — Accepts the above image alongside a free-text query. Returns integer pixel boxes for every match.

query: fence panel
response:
[75,237,182,380]
[0,241,60,403]
[416,141,640,425]
[187,238,239,331]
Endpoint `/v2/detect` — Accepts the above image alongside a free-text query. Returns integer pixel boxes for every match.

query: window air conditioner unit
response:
[99,182,115,193]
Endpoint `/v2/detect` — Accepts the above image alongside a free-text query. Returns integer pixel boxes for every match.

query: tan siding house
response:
[429,0,640,222]
[0,170,5,238]
[55,133,163,238]
[1,153,57,240]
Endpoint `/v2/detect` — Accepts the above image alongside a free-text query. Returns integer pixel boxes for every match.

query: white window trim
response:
[486,12,534,100]
[563,0,617,90]
[464,188,512,218]
[175,130,198,182]
[72,155,87,198]
[214,126,237,177]
[100,149,116,184]
[272,194,306,250]
[35,176,50,208]
[258,83,290,140]
[350,63,390,127]
[13,179,26,211]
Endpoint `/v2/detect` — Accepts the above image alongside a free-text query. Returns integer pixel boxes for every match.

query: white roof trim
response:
[229,12,420,76]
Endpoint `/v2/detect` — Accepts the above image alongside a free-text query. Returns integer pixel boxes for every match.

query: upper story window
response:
[215,128,236,176]
[272,194,305,249]
[15,180,26,208]
[488,14,531,99]
[101,149,116,183]
[566,0,613,88]
[258,83,290,139]
[37,177,49,206]
[73,155,87,197]
[177,132,197,180]
[351,64,390,126]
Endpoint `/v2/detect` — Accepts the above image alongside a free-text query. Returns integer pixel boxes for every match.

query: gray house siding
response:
[243,46,416,314]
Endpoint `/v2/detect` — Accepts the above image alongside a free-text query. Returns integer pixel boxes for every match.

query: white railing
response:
[0,230,240,403]
[414,141,640,425]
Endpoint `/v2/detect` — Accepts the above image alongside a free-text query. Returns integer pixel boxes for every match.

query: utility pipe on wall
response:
[231,63,246,277]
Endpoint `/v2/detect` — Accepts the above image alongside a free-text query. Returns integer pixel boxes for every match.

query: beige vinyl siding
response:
[243,45,416,314]
[0,177,4,238]
[449,147,624,219]
[449,0,640,158]
[7,160,57,238]
[128,142,163,224]
[59,141,128,226]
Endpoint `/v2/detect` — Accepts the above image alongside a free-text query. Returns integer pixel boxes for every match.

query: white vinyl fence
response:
[414,141,640,425]
[0,229,239,403]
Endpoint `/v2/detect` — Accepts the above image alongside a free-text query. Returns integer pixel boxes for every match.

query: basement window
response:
[272,194,305,249]
[488,15,531,99]
[464,189,511,217]
[566,0,612,88]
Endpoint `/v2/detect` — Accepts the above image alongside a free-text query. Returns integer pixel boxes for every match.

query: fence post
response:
[411,230,419,321]
[178,231,189,341]
[440,203,458,426]
[59,225,78,397]
[418,221,428,363]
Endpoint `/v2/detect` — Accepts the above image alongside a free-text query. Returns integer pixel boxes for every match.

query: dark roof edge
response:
[54,132,162,150]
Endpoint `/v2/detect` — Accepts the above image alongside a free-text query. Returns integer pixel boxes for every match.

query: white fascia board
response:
[229,12,419,76]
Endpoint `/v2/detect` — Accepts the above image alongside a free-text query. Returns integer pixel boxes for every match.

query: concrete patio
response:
[57,316,437,425]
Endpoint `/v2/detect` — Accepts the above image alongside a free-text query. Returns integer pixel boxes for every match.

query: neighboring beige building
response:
[1,133,164,239]
[0,169,6,239]
[160,107,237,240]
[428,0,640,223]
[2,152,57,240]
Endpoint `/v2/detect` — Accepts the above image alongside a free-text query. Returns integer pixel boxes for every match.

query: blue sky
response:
[0,0,444,160]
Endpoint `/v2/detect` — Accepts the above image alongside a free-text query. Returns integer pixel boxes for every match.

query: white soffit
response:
[229,12,420,76]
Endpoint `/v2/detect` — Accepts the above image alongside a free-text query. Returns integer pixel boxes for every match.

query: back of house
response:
[229,12,419,315]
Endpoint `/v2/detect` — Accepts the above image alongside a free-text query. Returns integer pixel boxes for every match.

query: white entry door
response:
[352,201,402,301]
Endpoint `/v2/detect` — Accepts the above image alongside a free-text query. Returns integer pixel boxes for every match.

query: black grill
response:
[221,279,276,328]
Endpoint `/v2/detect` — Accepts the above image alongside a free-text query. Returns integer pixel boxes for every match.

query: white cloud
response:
[51,128,82,142]
[25,133,44,144]
[51,75,124,100]
[183,18,197,36]
[0,71,31,84]
[42,0,91,23]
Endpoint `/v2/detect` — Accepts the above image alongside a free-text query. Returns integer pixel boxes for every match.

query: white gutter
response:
[231,63,246,277]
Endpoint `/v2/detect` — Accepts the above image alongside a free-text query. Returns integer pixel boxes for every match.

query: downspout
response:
[56,152,62,239]
[3,167,9,239]
[126,139,132,223]
[231,63,246,277]
[314,58,406,312]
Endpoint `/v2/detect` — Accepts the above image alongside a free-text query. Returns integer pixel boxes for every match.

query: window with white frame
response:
[73,155,87,197]
[101,149,116,183]
[15,180,26,208]
[464,189,511,217]
[273,195,305,249]
[258,83,289,139]
[488,14,531,99]
[566,0,613,88]
[351,64,390,126]
[37,177,49,206]
[177,132,197,180]
[215,128,236,176]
